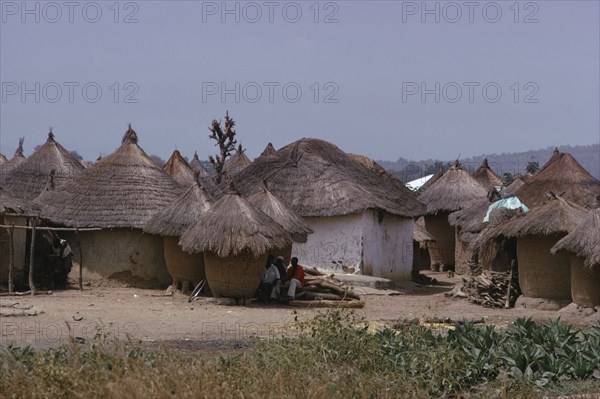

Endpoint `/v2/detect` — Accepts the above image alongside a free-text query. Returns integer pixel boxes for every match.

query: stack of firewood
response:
[290,266,364,308]
[461,271,520,308]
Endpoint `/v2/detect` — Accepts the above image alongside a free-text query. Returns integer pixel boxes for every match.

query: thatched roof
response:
[230,138,424,218]
[419,168,444,193]
[348,153,390,176]
[418,162,488,214]
[0,186,39,216]
[502,174,530,196]
[552,208,600,267]
[472,158,503,189]
[413,217,435,243]
[1,131,85,199]
[259,143,276,157]
[35,125,185,228]
[224,145,252,175]
[163,149,197,186]
[190,151,210,177]
[179,191,291,257]
[0,138,26,179]
[515,149,600,208]
[144,181,213,236]
[449,198,490,234]
[247,186,313,242]
[481,193,586,240]
[0,153,7,164]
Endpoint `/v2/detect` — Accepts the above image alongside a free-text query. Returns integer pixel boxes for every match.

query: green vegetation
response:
[1,312,600,398]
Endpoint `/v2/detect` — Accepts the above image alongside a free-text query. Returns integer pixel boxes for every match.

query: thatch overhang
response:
[230,138,424,218]
[179,191,291,257]
[163,149,197,186]
[515,149,600,208]
[472,158,503,189]
[224,145,252,175]
[418,161,488,215]
[479,194,586,241]
[35,125,185,229]
[247,186,313,242]
[190,151,210,177]
[0,186,39,216]
[144,181,213,237]
[552,208,600,267]
[413,217,436,243]
[1,131,85,199]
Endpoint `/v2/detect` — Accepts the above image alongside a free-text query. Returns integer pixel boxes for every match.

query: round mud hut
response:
[480,193,586,302]
[0,138,26,183]
[418,161,488,273]
[35,125,185,287]
[552,208,600,307]
[471,158,503,190]
[179,190,290,299]
[1,131,85,199]
[224,144,252,175]
[230,138,424,280]
[515,149,600,208]
[190,151,210,178]
[144,181,213,292]
[247,186,313,264]
[163,149,197,186]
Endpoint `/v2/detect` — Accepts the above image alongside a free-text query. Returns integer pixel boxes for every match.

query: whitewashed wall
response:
[66,229,171,287]
[292,211,414,280]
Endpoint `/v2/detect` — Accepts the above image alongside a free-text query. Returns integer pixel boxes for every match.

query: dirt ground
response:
[1,271,597,351]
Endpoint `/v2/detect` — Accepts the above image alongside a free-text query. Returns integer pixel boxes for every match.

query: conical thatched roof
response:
[247,186,313,242]
[502,174,530,197]
[1,131,85,199]
[0,153,7,164]
[0,138,26,179]
[163,149,197,186]
[190,151,210,177]
[418,161,488,214]
[419,168,444,193]
[552,208,600,267]
[35,125,185,228]
[0,186,39,215]
[472,158,503,189]
[413,217,435,243]
[179,191,291,257]
[224,145,252,175]
[144,181,213,236]
[259,143,276,157]
[481,193,586,240]
[230,138,424,218]
[515,149,600,208]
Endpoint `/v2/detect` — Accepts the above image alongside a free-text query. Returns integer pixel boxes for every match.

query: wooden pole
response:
[76,228,83,291]
[505,259,516,309]
[8,224,14,293]
[28,216,38,296]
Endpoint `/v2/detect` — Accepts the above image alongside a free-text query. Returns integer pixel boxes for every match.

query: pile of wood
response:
[461,270,520,308]
[290,266,364,308]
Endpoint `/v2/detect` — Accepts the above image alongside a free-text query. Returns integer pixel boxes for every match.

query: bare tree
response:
[208,111,238,184]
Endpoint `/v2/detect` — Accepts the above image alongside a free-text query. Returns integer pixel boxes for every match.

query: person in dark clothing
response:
[49,237,73,289]
[274,256,287,280]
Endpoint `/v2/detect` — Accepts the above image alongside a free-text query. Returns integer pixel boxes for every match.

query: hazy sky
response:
[1,1,599,162]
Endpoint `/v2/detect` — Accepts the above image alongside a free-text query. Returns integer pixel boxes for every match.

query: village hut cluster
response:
[1,122,599,311]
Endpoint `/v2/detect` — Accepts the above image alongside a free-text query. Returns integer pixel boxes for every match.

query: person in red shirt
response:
[284,257,305,300]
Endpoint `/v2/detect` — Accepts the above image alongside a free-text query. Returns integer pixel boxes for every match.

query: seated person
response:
[258,255,280,302]
[283,257,304,300]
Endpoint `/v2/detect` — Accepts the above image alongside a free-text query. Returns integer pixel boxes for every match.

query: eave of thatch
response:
[163,149,197,186]
[179,192,291,257]
[1,131,85,199]
[472,158,503,189]
[247,187,313,241]
[481,194,586,240]
[190,151,210,177]
[552,209,600,267]
[413,217,435,243]
[229,138,424,218]
[418,162,488,214]
[144,181,213,236]
[224,146,252,175]
[0,186,39,216]
[515,149,600,208]
[35,125,185,229]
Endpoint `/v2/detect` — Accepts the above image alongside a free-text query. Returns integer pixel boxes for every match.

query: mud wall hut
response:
[35,125,184,287]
